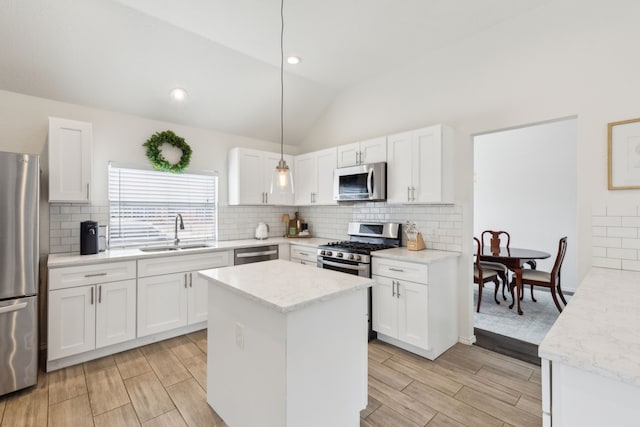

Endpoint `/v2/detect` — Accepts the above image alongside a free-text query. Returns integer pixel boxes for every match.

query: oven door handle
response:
[367,168,374,198]
[320,259,368,271]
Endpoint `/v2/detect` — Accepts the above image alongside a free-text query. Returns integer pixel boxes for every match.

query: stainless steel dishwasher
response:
[233,245,279,265]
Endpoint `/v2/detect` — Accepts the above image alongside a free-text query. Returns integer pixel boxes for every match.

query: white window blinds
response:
[108,163,217,247]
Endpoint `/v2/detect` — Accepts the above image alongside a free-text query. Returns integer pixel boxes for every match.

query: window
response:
[108,163,217,247]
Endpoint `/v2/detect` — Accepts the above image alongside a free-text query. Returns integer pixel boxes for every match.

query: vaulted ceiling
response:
[0,0,547,144]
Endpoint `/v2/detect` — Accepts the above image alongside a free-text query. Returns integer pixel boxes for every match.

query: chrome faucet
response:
[174,213,184,246]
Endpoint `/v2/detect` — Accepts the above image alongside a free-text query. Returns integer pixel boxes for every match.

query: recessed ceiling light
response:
[169,87,188,102]
[286,56,301,65]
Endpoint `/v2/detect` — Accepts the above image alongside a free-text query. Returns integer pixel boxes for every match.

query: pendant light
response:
[270,0,294,195]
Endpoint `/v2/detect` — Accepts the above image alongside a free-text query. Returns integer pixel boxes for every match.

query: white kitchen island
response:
[539,267,640,426]
[198,259,373,427]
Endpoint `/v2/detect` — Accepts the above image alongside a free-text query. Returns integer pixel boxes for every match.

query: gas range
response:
[317,222,401,266]
[318,242,394,263]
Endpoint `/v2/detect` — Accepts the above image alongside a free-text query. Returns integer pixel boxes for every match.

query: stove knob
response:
[320,250,325,255]
[356,255,362,261]
[348,254,355,260]
[337,252,343,258]
[326,251,332,256]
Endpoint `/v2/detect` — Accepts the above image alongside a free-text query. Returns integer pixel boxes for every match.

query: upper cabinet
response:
[48,117,93,203]
[337,137,387,168]
[228,147,294,206]
[387,125,454,204]
[294,147,337,206]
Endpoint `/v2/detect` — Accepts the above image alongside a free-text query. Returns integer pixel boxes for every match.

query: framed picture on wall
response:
[608,117,640,190]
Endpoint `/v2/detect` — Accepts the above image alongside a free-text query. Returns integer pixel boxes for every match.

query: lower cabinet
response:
[290,245,317,267]
[48,279,136,360]
[372,275,429,349]
[137,251,231,337]
[137,271,208,337]
[372,255,457,360]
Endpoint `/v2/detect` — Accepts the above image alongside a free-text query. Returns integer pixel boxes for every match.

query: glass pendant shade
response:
[270,159,294,194]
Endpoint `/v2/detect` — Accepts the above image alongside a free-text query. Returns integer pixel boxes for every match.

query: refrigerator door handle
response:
[0,302,27,314]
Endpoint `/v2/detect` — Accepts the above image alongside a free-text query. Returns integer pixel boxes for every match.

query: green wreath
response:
[143,130,192,173]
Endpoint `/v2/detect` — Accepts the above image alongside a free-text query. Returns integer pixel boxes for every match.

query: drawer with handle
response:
[49,261,137,290]
[372,258,428,284]
[290,245,317,263]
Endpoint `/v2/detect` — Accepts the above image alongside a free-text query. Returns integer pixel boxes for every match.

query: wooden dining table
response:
[479,247,550,315]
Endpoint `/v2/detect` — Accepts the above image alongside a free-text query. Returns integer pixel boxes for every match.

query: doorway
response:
[473,117,577,352]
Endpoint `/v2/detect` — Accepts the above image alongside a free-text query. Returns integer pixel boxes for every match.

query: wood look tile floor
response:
[0,331,541,426]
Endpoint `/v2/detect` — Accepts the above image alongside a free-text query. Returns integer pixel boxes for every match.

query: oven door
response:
[317,257,370,277]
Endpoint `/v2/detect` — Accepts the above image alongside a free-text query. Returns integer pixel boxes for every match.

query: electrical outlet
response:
[235,323,244,350]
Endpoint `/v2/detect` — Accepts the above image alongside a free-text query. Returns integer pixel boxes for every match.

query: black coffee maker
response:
[80,220,99,255]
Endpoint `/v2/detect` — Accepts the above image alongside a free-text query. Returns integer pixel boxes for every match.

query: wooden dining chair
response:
[474,237,501,312]
[480,230,511,300]
[516,237,568,312]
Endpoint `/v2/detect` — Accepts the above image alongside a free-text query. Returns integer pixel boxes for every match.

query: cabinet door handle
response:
[389,268,404,272]
[392,280,396,297]
[408,186,411,202]
[265,192,268,204]
[84,272,107,278]
[189,272,193,288]
[184,273,188,288]
[411,187,416,201]
[396,281,401,298]
[90,287,94,305]
[98,285,102,303]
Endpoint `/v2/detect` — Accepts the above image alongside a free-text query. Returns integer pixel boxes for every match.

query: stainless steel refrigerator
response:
[0,151,39,396]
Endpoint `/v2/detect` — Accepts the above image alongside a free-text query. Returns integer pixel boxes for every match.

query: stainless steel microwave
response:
[333,162,386,202]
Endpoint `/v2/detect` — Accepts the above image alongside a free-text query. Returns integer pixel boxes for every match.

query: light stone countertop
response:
[199,259,373,313]
[48,237,333,268]
[46,237,456,269]
[371,247,460,264]
[538,267,640,386]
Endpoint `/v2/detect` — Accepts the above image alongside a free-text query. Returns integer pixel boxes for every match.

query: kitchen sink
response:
[178,244,210,250]
[139,246,179,252]
[139,244,211,253]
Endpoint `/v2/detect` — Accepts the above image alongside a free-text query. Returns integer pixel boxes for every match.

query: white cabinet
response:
[48,261,137,361]
[387,124,454,204]
[372,255,457,360]
[228,147,294,206]
[294,147,337,206]
[48,117,92,202]
[337,137,387,168]
[290,245,317,267]
[137,251,231,337]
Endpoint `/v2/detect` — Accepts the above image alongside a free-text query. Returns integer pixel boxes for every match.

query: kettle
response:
[255,222,269,240]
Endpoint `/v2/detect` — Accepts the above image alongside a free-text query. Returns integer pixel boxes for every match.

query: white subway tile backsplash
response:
[621,216,640,227]
[49,201,463,254]
[622,238,640,249]
[592,216,622,227]
[591,236,621,248]
[592,203,640,272]
[621,259,640,272]
[606,248,637,260]
[607,227,638,238]
[592,257,622,269]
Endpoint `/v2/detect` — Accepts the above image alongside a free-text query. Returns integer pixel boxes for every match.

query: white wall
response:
[300,0,640,340]
[474,118,578,290]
